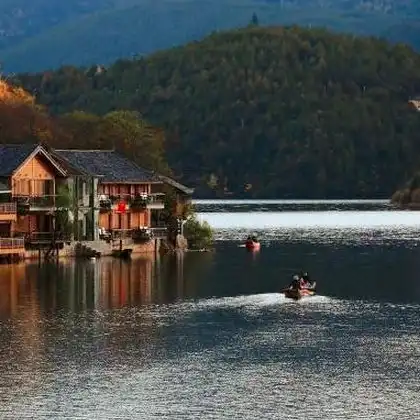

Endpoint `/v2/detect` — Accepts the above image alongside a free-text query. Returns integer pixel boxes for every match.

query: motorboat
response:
[283,287,316,300]
[281,281,317,300]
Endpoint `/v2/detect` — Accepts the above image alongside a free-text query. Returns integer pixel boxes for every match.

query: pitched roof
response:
[0,144,38,176]
[0,144,67,177]
[158,174,194,195]
[53,149,161,183]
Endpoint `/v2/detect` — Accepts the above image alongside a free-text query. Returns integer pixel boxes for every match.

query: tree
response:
[56,110,170,174]
[183,215,213,250]
[13,26,420,199]
[250,12,259,26]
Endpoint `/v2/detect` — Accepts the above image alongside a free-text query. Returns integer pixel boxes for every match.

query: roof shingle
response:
[0,144,38,176]
[53,150,161,183]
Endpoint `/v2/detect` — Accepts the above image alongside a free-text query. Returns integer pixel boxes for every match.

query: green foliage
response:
[183,216,213,250]
[55,209,73,237]
[55,184,71,209]
[391,172,420,206]
[54,184,73,237]
[14,26,420,198]
[56,110,170,174]
[3,1,420,72]
[159,186,196,243]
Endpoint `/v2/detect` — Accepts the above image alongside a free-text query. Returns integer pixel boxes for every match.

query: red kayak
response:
[245,240,260,250]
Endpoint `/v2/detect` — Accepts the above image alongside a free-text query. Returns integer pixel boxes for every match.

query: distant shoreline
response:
[192,199,390,205]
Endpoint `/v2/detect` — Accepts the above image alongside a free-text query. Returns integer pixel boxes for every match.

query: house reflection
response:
[0,262,45,392]
[0,263,37,318]
[0,251,216,316]
[39,256,157,311]
[98,256,154,308]
[0,264,23,317]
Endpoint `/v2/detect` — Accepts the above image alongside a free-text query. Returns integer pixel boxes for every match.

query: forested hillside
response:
[2,0,420,72]
[0,80,169,174]
[14,26,420,198]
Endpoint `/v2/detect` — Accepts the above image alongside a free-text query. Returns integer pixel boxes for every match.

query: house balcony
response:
[99,198,112,212]
[98,193,165,212]
[145,193,165,210]
[0,202,17,222]
[15,195,56,213]
[130,193,165,210]
[0,237,25,255]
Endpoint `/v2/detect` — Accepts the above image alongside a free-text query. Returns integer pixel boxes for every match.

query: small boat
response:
[283,287,316,300]
[111,248,133,259]
[281,281,317,300]
[245,236,260,250]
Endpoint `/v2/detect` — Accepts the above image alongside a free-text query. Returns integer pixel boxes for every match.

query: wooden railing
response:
[109,227,168,240]
[0,237,25,249]
[0,202,17,214]
[27,232,70,243]
[98,193,165,210]
[150,227,168,238]
[13,231,70,244]
[14,195,56,207]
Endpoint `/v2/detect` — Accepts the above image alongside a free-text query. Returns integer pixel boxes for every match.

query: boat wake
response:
[194,292,331,310]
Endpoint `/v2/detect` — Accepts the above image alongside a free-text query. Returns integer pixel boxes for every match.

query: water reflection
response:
[0,252,218,318]
[0,264,26,317]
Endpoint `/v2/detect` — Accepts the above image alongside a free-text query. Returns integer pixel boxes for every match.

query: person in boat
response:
[289,274,301,290]
[302,272,315,289]
[296,271,312,289]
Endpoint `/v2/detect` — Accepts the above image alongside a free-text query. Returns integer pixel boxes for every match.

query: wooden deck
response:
[0,237,25,255]
[0,202,17,222]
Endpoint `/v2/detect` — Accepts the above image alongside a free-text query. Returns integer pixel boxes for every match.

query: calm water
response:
[1,200,420,419]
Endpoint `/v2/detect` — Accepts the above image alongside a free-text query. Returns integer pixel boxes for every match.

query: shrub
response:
[183,216,213,250]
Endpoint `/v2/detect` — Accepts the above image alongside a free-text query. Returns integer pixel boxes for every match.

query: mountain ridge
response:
[2,0,420,72]
[14,25,420,198]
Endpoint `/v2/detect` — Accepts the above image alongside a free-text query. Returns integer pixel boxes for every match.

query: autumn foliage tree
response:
[0,80,60,143]
[0,80,170,174]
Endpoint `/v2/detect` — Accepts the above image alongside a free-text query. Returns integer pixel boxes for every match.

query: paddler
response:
[289,274,300,290]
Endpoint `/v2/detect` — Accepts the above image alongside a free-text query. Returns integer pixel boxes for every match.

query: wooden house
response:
[0,144,67,241]
[52,149,168,239]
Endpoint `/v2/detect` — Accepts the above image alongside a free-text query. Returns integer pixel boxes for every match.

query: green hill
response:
[2,0,420,72]
[14,26,420,198]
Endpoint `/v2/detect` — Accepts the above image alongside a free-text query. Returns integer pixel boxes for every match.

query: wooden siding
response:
[12,154,57,196]
[14,215,40,234]
[98,182,153,231]
[99,209,150,231]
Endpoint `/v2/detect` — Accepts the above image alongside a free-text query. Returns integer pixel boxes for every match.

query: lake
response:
[1,200,420,419]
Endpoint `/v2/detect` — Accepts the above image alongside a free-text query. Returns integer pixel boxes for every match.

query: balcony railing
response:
[150,227,168,238]
[13,231,71,245]
[98,193,165,211]
[0,237,25,250]
[99,198,112,211]
[0,202,17,214]
[106,227,168,241]
[15,195,56,208]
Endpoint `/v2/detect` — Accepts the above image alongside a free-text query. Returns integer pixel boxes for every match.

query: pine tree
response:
[250,12,259,26]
